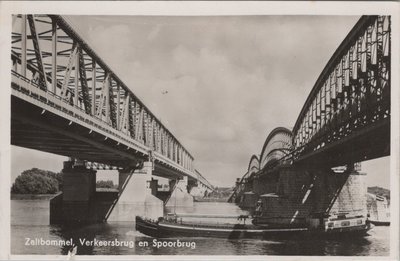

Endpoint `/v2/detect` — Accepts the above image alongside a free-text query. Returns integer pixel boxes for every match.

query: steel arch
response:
[259,127,293,169]
[292,16,391,165]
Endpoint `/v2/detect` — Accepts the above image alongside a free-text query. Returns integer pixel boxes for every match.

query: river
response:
[11,199,390,256]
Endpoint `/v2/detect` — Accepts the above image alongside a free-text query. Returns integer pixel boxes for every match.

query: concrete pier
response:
[239,191,258,210]
[166,176,194,207]
[107,161,163,221]
[189,182,208,199]
[50,160,164,224]
[50,160,97,224]
[253,167,367,226]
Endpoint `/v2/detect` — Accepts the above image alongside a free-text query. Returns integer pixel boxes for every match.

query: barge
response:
[368,220,390,226]
[135,214,370,239]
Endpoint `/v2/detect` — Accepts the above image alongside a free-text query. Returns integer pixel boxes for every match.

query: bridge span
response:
[229,16,391,227]
[11,14,213,223]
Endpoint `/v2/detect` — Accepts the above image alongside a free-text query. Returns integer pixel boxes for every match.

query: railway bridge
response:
[229,16,391,227]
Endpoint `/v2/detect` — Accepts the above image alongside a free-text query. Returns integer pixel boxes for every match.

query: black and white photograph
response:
[0,1,398,260]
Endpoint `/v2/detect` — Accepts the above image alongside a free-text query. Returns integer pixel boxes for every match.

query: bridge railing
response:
[11,14,195,173]
[292,16,390,159]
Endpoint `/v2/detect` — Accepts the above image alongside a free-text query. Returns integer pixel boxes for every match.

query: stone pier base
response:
[107,162,163,221]
[166,176,194,207]
[50,161,97,224]
[255,166,367,226]
[239,191,258,209]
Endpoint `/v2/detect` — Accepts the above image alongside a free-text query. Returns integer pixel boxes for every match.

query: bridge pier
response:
[107,161,163,222]
[50,160,97,224]
[250,166,367,227]
[189,182,209,199]
[50,160,164,224]
[237,178,258,209]
[166,176,194,207]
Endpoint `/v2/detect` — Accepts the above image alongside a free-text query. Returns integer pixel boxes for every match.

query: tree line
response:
[11,168,116,194]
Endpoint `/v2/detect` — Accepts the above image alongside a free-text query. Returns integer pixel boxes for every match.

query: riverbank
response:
[10,193,60,200]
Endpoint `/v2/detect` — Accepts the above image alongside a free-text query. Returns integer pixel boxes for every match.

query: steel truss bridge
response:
[292,16,390,167]
[231,15,391,196]
[10,14,205,182]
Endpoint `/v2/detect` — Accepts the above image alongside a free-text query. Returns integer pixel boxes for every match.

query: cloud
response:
[88,24,135,68]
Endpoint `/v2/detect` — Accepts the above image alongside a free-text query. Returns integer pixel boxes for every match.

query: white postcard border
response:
[0,1,399,260]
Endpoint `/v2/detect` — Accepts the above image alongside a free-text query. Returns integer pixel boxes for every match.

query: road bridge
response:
[10,14,213,223]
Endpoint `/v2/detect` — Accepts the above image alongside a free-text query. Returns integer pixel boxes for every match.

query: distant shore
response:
[194,197,229,203]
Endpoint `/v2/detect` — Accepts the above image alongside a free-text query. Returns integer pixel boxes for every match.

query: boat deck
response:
[136,216,370,239]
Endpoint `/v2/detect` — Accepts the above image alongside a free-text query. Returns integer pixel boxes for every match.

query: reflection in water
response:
[11,200,389,255]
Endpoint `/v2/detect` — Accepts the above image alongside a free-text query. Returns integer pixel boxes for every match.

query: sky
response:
[11,15,390,189]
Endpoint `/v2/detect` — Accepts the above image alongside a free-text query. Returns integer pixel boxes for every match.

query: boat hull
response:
[135,216,370,239]
[368,220,390,226]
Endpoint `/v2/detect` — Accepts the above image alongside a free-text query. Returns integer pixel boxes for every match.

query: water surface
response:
[11,200,390,256]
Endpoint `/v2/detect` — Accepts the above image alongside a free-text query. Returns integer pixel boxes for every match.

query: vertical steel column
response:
[360,31,368,119]
[74,48,79,106]
[350,44,358,117]
[336,64,342,125]
[21,15,27,77]
[174,142,177,162]
[383,17,390,57]
[177,145,180,164]
[344,51,350,86]
[168,137,171,158]
[105,74,110,123]
[91,60,96,115]
[180,148,183,166]
[117,84,120,129]
[52,18,57,93]
[371,20,377,65]
[179,148,182,165]
[151,119,156,150]
[361,31,367,73]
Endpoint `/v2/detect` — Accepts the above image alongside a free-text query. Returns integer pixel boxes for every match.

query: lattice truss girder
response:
[292,16,391,156]
[11,14,194,172]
